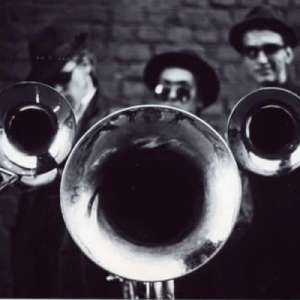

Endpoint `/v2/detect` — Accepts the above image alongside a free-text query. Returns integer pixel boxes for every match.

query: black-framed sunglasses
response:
[48,71,73,86]
[242,43,286,59]
[47,63,78,86]
[154,84,191,103]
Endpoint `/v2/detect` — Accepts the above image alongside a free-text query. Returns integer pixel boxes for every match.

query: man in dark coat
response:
[224,5,300,299]
[143,50,253,299]
[10,22,120,298]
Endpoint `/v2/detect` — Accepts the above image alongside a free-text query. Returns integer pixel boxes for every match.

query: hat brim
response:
[144,52,219,107]
[230,18,298,53]
[26,33,88,83]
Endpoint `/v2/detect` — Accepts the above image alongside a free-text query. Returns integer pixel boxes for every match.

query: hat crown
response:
[245,5,282,21]
[26,23,88,82]
[143,50,220,107]
[229,5,297,52]
[29,25,86,59]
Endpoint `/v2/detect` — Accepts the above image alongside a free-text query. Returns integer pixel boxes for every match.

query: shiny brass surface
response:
[61,105,241,284]
[227,87,300,176]
[0,81,76,187]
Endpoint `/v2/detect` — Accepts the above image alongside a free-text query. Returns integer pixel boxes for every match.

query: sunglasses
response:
[154,84,191,103]
[49,71,73,86]
[47,64,78,86]
[242,43,285,59]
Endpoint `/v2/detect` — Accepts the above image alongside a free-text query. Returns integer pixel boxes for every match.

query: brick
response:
[113,8,145,24]
[240,0,269,6]
[112,0,154,8]
[91,24,107,42]
[232,8,251,23]
[121,0,181,10]
[137,26,165,42]
[294,0,300,6]
[92,42,111,61]
[112,25,136,41]
[195,29,219,43]
[182,0,209,7]
[28,0,106,4]
[116,44,151,61]
[122,80,146,98]
[222,63,243,82]
[19,4,67,23]
[166,27,193,43]
[219,28,231,42]
[69,6,109,23]
[287,9,300,26]
[211,10,232,27]
[97,62,119,80]
[155,44,205,56]
[177,9,212,28]
[120,96,149,106]
[121,63,145,79]
[211,0,237,7]
[69,0,108,4]
[147,11,168,25]
[100,80,120,100]
[268,0,291,7]
[214,44,240,61]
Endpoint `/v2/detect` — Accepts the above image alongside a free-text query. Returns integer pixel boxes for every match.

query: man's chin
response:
[256,76,277,87]
[261,80,277,87]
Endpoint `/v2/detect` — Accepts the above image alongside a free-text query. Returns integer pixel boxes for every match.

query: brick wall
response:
[0,0,300,296]
[1,0,300,113]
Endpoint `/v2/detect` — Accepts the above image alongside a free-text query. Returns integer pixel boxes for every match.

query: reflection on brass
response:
[61,105,241,299]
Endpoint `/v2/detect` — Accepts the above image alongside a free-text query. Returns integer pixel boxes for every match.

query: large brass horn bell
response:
[60,105,241,284]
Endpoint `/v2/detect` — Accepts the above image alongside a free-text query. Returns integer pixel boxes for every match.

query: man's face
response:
[242,30,293,86]
[154,67,199,114]
[50,58,92,110]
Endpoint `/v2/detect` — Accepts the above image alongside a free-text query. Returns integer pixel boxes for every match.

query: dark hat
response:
[143,50,220,107]
[26,24,88,82]
[229,5,297,53]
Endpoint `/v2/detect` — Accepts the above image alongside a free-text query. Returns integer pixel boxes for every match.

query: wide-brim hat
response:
[143,50,220,107]
[26,24,88,83]
[229,5,297,53]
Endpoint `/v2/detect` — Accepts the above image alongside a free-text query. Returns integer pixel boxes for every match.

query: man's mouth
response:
[256,68,273,76]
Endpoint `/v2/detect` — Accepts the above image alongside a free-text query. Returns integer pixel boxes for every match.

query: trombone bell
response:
[0,82,76,188]
[227,87,300,176]
[61,105,241,283]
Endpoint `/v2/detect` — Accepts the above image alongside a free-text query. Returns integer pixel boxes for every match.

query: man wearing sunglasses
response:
[229,5,300,94]
[143,50,220,117]
[26,23,104,136]
[226,5,300,299]
[10,23,117,299]
[143,50,256,299]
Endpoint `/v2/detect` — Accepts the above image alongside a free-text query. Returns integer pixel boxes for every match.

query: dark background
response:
[0,0,300,296]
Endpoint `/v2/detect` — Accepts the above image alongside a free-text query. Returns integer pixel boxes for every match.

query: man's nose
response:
[257,50,269,63]
[168,87,177,100]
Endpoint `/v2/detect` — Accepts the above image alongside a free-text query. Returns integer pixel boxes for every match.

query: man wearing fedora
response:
[143,50,255,299]
[143,50,220,118]
[26,23,104,135]
[10,23,117,298]
[229,5,300,94]
[223,5,300,299]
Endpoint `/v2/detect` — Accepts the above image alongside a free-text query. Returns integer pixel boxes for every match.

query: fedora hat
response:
[26,24,88,82]
[229,5,297,53]
[143,50,220,107]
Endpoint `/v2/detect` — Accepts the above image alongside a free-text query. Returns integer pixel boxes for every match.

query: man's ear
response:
[285,47,294,64]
